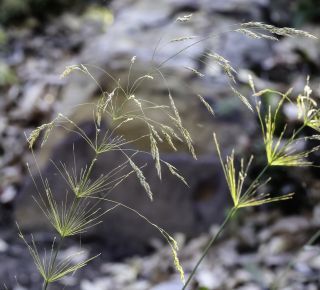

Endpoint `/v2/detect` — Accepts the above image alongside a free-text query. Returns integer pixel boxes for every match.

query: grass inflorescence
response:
[18,14,319,290]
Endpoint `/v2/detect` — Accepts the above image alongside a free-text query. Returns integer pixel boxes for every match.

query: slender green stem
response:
[182,207,237,290]
[43,281,49,290]
[43,237,64,290]
[183,161,271,289]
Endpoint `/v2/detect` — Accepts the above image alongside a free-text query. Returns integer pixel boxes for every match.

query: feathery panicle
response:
[214,133,294,208]
[18,226,99,283]
[35,182,105,237]
[256,88,317,167]
[56,160,130,198]
[241,22,317,39]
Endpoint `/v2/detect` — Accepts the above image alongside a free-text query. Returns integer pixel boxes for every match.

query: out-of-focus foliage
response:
[0,26,7,45]
[0,0,87,25]
[0,62,16,87]
[295,0,320,25]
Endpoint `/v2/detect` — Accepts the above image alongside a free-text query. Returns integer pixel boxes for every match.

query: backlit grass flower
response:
[297,78,320,132]
[255,89,317,167]
[18,227,99,284]
[34,181,106,238]
[214,133,294,208]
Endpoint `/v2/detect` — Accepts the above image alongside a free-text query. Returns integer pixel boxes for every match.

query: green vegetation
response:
[0,0,86,25]
[18,15,319,290]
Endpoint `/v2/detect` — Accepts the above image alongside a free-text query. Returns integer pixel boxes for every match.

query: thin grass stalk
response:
[182,207,237,290]
[183,163,271,289]
[42,152,98,289]
[43,237,64,290]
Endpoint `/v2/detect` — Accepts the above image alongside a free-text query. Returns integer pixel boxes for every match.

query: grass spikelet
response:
[176,14,192,22]
[236,28,279,41]
[150,134,161,179]
[236,29,261,39]
[27,120,57,149]
[248,74,256,93]
[163,161,188,186]
[127,157,153,200]
[230,85,253,111]
[205,52,237,83]
[161,129,177,151]
[184,66,205,77]
[169,36,196,43]
[197,94,214,115]
[96,88,117,126]
[168,93,197,159]
[60,65,81,78]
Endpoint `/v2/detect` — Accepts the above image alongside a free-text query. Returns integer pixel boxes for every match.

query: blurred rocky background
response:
[1,0,320,289]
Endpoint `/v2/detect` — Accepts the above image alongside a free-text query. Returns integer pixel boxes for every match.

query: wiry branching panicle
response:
[18,227,99,284]
[35,182,104,237]
[57,160,131,198]
[213,133,294,208]
[255,87,318,167]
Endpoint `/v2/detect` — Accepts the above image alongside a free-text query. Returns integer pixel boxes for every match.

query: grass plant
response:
[17,14,319,290]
